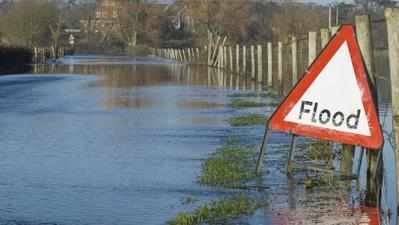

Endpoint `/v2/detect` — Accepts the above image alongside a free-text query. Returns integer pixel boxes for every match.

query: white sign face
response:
[283,41,371,136]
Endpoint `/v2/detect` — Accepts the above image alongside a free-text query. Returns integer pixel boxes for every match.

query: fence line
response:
[152,26,345,91]
[152,8,397,98]
[152,8,399,213]
[32,47,65,64]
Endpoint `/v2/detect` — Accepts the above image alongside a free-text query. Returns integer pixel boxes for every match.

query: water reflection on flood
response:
[34,62,263,111]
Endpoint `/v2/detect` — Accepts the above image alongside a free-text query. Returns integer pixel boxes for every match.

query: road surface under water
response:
[0,55,395,225]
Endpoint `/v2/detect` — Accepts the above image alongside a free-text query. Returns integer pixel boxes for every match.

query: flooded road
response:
[0,56,396,225]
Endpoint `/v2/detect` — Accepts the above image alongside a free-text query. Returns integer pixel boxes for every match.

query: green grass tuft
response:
[230,99,267,108]
[199,145,259,188]
[228,114,267,127]
[168,194,263,225]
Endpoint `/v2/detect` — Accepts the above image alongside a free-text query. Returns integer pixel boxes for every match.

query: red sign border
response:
[269,25,383,150]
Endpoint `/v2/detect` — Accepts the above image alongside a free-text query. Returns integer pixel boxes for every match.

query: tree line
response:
[0,0,394,53]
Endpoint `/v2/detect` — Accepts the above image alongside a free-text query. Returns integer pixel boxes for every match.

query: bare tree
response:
[117,0,146,47]
[0,0,60,47]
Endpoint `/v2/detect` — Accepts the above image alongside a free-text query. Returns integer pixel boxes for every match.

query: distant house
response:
[79,0,121,38]
[80,0,169,39]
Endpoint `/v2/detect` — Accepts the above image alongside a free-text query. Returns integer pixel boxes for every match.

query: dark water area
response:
[0,55,396,225]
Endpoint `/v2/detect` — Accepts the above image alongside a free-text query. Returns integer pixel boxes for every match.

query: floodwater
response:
[0,55,396,225]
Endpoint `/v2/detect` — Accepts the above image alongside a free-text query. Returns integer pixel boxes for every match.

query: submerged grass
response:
[304,173,346,190]
[199,145,259,188]
[168,194,263,225]
[307,141,333,161]
[230,99,267,108]
[228,114,267,127]
[169,137,265,225]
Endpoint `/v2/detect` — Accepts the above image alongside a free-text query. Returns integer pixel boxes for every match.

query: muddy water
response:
[0,55,396,225]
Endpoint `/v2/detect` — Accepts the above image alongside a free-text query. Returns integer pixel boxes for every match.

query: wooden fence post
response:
[320,28,330,49]
[179,49,183,62]
[308,31,317,66]
[182,49,186,62]
[229,46,233,71]
[173,49,176,61]
[356,15,378,206]
[236,45,240,73]
[330,26,339,36]
[251,45,256,80]
[219,47,223,68]
[208,44,212,65]
[267,42,273,87]
[243,46,247,76]
[291,36,298,87]
[385,8,399,215]
[278,41,283,91]
[224,46,228,68]
[257,45,263,83]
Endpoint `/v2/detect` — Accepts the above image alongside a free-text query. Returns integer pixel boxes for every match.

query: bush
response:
[127,45,152,56]
[0,46,32,65]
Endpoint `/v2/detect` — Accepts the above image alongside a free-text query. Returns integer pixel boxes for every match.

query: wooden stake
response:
[308,31,317,66]
[236,45,240,73]
[356,14,378,206]
[257,45,263,83]
[291,36,298,87]
[243,46,247,76]
[320,28,330,49]
[267,42,273,87]
[256,124,271,175]
[385,7,399,216]
[287,134,298,175]
[229,46,233,71]
[278,41,283,90]
[251,45,256,80]
[330,26,339,35]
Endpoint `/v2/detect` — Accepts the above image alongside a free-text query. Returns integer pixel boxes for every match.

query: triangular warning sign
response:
[269,25,383,149]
